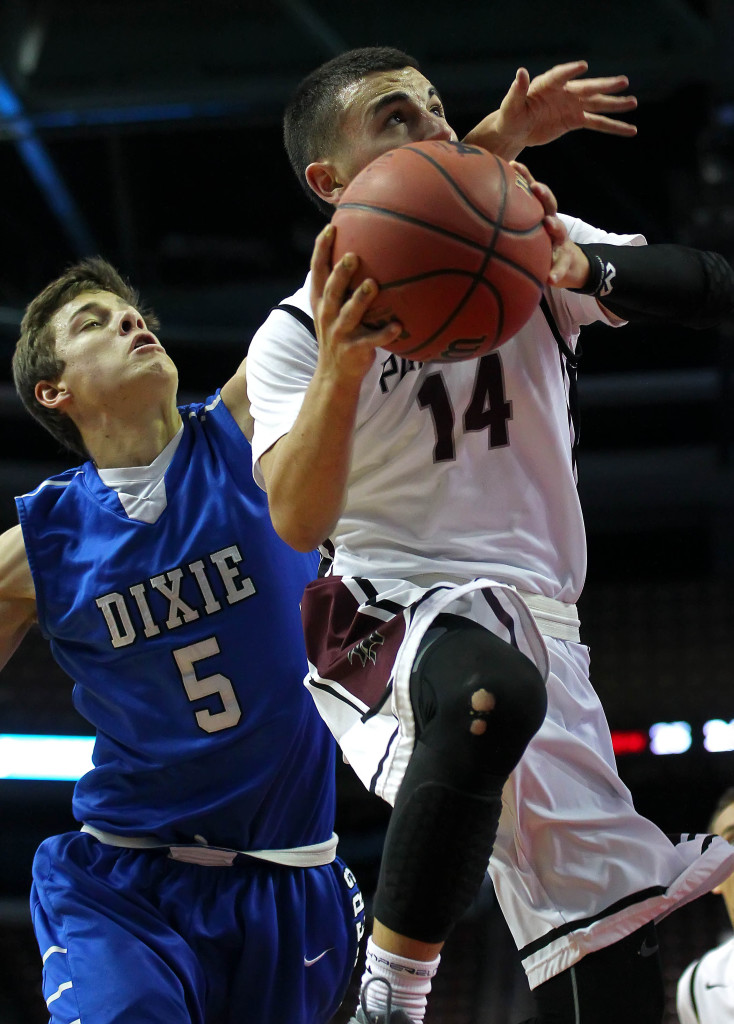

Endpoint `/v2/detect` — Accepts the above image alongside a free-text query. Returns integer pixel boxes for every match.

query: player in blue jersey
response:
[0,257,365,1024]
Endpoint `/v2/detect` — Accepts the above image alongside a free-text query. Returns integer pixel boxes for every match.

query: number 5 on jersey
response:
[173,637,242,733]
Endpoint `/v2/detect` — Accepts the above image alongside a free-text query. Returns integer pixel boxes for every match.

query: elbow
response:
[269,507,329,554]
[281,530,322,554]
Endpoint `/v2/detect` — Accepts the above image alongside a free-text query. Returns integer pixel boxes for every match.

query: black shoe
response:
[348,977,416,1024]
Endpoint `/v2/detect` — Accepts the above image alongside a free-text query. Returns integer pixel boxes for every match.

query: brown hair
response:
[12,257,159,460]
[283,45,420,217]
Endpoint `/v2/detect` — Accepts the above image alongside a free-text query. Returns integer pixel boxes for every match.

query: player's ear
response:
[35,378,71,411]
[305,161,344,207]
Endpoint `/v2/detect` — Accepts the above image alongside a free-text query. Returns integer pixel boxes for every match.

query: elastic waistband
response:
[404,573,580,642]
[514,590,580,643]
[80,824,338,868]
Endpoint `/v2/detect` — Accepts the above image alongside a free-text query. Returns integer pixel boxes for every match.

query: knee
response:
[410,614,547,776]
[464,636,547,744]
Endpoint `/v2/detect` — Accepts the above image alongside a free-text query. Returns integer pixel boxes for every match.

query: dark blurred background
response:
[0,0,733,1021]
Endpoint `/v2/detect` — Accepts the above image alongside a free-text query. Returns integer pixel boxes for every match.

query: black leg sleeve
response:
[372,614,547,943]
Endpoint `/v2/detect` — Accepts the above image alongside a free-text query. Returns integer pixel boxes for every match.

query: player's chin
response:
[143,355,179,384]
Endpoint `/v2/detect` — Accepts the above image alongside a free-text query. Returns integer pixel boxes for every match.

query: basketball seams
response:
[378,262,544,291]
[337,201,544,241]
[363,160,511,358]
[412,156,509,356]
[337,204,546,303]
[332,140,551,361]
[340,155,544,359]
[404,143,531,234]
[388,277,504,358]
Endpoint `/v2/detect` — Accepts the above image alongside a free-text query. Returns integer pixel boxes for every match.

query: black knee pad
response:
[373,757,503,942]
[410,613,547,779]
[372,617,546,943]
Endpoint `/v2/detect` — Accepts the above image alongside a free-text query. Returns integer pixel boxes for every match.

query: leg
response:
[31,835,206,1024]
[34,833,365,1024]
[357,614,547,1022]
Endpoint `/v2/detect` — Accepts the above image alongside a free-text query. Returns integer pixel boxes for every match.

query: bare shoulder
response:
[0,524,35,601]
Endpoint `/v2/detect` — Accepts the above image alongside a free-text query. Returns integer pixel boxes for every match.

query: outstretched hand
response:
[309,225,402,383]
[510,161,591,291]
[464,60,637,162]
[506,61,638,145]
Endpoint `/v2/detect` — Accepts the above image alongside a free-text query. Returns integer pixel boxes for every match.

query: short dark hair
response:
[12,257,159,460]
[284,45,421,217]
[710,787,734,833]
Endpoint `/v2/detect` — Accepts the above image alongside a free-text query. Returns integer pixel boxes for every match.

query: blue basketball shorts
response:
[30,831,365,1024]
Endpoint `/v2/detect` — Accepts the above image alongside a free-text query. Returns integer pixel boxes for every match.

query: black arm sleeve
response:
[570,243,734,329]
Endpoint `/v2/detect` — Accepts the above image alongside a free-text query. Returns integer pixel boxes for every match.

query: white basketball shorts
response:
[302,575,734,988]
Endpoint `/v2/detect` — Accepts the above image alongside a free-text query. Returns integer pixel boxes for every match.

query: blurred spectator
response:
[677,787,734,1022]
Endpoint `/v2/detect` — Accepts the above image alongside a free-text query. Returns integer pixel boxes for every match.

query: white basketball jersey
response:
[677,935,734,1024]
[247,215,644,604]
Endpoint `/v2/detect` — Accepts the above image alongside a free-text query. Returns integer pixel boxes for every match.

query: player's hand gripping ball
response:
[331,140,552,362]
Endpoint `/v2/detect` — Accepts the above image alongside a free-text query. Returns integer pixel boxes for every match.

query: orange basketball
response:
[331,140,552,362]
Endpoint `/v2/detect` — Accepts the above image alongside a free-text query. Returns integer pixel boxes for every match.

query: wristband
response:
[571,249,606,296]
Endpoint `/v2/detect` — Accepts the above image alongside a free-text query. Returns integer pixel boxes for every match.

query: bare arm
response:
[220,356,254,442]
[0,524,37,672]
[463,61,637,163]
[259,225,401,552]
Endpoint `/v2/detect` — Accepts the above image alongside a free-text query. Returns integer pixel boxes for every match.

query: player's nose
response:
[118,308,145,334]
[420,114,452,143]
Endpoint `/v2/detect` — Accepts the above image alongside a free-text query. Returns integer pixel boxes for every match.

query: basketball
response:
[331,140,552,362]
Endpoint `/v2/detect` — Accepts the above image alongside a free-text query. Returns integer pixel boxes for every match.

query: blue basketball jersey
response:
[16,393,333,851]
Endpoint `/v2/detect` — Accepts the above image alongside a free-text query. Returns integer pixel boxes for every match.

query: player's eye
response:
[81,319,102,329]
[431,104,445,118]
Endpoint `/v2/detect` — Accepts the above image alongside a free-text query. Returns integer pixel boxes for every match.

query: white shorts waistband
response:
[404,574,580,642]
[514,590,580,642]
[80,824,338,868]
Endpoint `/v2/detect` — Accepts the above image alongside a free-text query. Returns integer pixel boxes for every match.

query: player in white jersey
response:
[677,788,734,1023]
[245,46,734,1024]
[0,258,365,1024]
[250,212,641,599]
